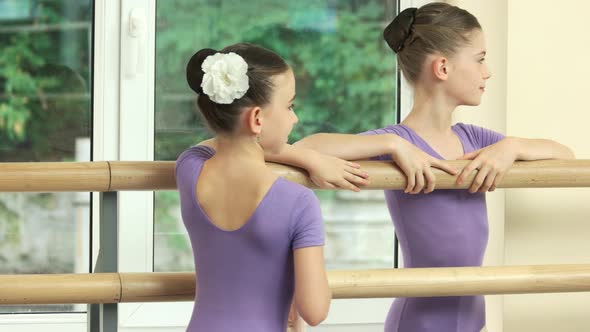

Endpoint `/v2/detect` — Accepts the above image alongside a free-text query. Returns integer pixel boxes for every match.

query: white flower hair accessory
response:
[200,52,249,104]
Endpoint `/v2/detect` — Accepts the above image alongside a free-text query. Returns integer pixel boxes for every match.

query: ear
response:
[431,56,449,81]
[244,106,263,135]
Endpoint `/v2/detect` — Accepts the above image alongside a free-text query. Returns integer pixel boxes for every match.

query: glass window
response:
[154,0,397,272]
[0,0,93,314]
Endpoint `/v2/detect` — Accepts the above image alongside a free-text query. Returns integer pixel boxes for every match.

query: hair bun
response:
[384,7,417,53]
[186,48,217,94]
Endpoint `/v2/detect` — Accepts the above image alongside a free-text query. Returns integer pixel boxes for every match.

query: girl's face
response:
[445,29,492,106]
[259,69,299,153]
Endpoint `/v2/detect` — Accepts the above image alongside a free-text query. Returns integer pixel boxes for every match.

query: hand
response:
[456,139,517,193]
[308,154,369,192]
[391,139,458,194]
[287,302,304,332]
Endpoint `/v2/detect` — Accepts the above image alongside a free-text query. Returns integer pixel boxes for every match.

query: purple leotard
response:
[175,145,325,332]
[361,123,504,332]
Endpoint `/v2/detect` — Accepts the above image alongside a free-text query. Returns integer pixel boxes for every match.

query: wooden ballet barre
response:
[0,161,110,192]
[0,160,589,192]
[3,264,590,304]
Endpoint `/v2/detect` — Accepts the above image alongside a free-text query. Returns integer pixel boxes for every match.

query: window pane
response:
[0,0,93,314]
[154,0,397,272]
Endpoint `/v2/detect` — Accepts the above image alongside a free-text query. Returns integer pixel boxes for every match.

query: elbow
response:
[304,316,326,327]
[564,146,576,160]
[554,142,576,160]
[300,307,329,327]
[297,293,331,326]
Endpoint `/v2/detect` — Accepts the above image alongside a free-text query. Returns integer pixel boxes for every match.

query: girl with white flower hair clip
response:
[176,43,369,332]
[294,3,574,332]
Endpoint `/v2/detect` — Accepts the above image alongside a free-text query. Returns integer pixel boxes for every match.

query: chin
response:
[461,98,482,107]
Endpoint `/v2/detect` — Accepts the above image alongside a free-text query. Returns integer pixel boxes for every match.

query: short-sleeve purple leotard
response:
[175,145,325,332]
[361,123,504,332]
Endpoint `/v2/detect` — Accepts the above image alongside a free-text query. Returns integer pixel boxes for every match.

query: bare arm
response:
[293,246,331,326]
[199,137,343,164]
[293,133,401,160]
[507,137,575,160]
[197,138,369,191]
[265,144,331,168]
[295,133,458,194]
[457,137,575,192]
[198,137,340,166]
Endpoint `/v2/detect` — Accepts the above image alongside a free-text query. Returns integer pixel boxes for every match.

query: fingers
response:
[404,169,416,193]
[469,165,491,193]
[431,159,458,175]
[336,165,370,192]
[410,171,425,194]
[346,161,361,169]
[312,178,359,192]
[424,168,436,194]
[345,165,369,180]
[287,303,299,328]
[344,172,369,187]
[457,160,481,185]
[460,160,504,193]
[478,168,497,193]
[309,176,323,189]
[490,172,505,192]
[317,181,336,190]
[458,150,480,160]
[336,178,361,192]
[401,163,435,194]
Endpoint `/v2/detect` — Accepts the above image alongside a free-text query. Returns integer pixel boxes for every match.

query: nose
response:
[483,64,492,80]
[292,111,299,125]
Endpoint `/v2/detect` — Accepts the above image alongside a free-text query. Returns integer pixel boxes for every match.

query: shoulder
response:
[269,179,321,220]
[176,145,215,167]
[174,145,216,179]
[453,122,503,136]
[453,122,505,148]
[453,122,480,134]
[281,181,324,243]
[274,178,318,205]
[358,124,410,139]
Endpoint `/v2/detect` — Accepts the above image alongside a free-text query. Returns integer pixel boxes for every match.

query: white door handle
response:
[126,8,146,78]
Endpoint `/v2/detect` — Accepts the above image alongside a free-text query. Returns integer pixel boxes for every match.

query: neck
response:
[213,134,266,168]
[402,84,457,134]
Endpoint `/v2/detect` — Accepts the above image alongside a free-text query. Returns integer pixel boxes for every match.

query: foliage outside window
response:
[154,0,397,272]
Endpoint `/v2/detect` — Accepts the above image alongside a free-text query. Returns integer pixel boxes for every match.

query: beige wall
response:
[504,1,590,331]
[447,0,590,331]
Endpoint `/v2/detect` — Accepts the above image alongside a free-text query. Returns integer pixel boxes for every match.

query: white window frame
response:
[0,0,111,330]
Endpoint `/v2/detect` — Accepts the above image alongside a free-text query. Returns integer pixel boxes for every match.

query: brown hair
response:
[186,43,289,133]
[384,2,481,85]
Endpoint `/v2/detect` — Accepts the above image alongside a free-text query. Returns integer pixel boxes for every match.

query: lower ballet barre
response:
[3,265,590,304]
